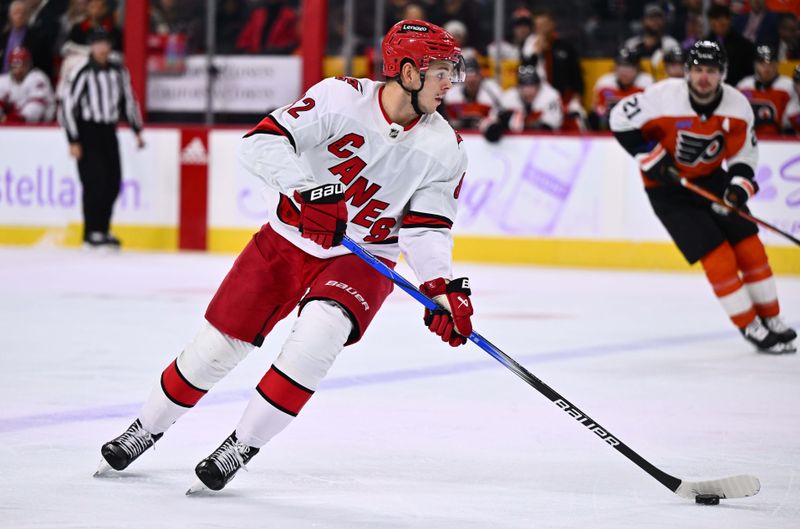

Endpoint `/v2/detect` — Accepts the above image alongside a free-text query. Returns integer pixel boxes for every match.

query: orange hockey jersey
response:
[736,75,795,136]
[609,78,757,187]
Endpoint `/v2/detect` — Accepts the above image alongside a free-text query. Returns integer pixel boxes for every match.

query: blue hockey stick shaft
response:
[341,234,685,494]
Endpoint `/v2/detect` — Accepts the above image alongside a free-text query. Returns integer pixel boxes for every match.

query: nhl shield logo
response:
[675,131,725,166]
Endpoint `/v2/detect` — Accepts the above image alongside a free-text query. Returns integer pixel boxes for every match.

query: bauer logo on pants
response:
[325,281,370,311]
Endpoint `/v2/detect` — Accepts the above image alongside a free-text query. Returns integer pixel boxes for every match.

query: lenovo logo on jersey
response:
[675,131,725,166]
[554,399,621,447]
[401,24,429,32]
[325,281,370,311]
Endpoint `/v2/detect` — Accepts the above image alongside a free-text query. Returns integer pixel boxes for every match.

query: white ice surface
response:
[0,246,798,529]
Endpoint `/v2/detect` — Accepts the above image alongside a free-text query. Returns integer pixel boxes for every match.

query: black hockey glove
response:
[723,176,759,208]
[636,143,679,185]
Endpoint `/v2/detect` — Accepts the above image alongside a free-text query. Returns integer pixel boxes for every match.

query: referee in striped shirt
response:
[61,28,144,249]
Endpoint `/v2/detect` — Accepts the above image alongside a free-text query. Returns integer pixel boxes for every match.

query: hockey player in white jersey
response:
[481,61,562,142]
[0,47,55,123]
[95,20,475,493]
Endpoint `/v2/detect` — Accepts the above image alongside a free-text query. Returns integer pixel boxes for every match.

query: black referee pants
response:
[76,123,121,238]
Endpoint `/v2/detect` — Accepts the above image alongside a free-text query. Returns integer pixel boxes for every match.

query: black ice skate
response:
[187,432,259,494]
[762,316,797,347]
[741,318,794,354]
[95,419,163,475]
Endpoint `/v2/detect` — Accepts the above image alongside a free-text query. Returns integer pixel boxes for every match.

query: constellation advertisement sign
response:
[0,127,180,228]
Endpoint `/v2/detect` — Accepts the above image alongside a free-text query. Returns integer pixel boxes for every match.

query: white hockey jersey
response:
[443,77,503,129]
[499,81,563,131]
[239,77,468,283]
[0,68,56,123]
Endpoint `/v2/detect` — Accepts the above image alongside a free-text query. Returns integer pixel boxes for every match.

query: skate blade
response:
[186,480,209,495]
[94,459,113,477]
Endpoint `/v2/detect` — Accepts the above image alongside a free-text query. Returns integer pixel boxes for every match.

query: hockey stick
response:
[342,235,760,502]
[675,175,800,246]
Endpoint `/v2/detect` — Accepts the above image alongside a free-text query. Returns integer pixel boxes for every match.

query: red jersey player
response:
[95,20,475,492]
[610,40,796,354]
[736,45,796,136]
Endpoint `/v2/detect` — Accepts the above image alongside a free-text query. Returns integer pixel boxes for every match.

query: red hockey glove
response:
[723,176,758,208]
[420,277,474,347]
[293,183,348,249]
[636,143,678,185]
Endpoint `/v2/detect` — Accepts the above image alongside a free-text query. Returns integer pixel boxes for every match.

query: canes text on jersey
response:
[327,133,397,242]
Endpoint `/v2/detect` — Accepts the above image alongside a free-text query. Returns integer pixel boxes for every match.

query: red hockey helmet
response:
[382,20,465,82]
[9,47,31,67]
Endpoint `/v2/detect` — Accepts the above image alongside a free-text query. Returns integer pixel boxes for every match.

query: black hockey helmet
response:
[686,40,727,78]
[517,61,541,86]
[615,47,640,67]
[755,45,777,64]
[663,46,684,65]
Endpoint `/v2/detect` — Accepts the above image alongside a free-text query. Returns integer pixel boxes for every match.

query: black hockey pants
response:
[76,123,121,239]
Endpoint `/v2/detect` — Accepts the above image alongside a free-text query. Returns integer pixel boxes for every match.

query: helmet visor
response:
[423,55,466,83]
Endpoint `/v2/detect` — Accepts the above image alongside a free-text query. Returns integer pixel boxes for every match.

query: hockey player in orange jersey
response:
[736,45,797,136]
[610,40,796,354]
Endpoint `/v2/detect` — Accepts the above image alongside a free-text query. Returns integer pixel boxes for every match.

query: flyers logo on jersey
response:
[675,131,725,166]
[751,100,777,125]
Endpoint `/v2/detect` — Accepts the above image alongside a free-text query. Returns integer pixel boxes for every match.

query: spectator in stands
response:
[27,0,65,79]
[0,45,55,122]
[432,0,483,51]
[673,0,705,47]
[443,20,477,60]
[705,4,755,86]
[1,1,30,74]
[663,46,685,78]
[589,47,653,130]
[236,0,298,54]
[737,45,797,136]
[402,3,426,22]
[529,8,585,131]
[623,2,680,72]
[483,61,563,142]
[733,0,779,48]
[443,56,502,130]
[487,7,533,62]
[777,13,800,59]
[66,0,121,51]
[785,65,800,133]
[57,0,88,52]
[384,0,410,31]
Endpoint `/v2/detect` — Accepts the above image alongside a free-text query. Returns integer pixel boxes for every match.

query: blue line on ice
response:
[0,326,749,433]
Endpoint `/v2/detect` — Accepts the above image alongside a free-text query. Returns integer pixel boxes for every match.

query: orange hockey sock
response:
[733,235,780,318]
[701,242,756,329]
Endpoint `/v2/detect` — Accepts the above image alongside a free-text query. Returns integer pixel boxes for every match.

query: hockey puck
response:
[695,494,720,505]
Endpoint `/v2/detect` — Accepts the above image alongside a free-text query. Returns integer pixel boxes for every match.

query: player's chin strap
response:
[398,71,426,116]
